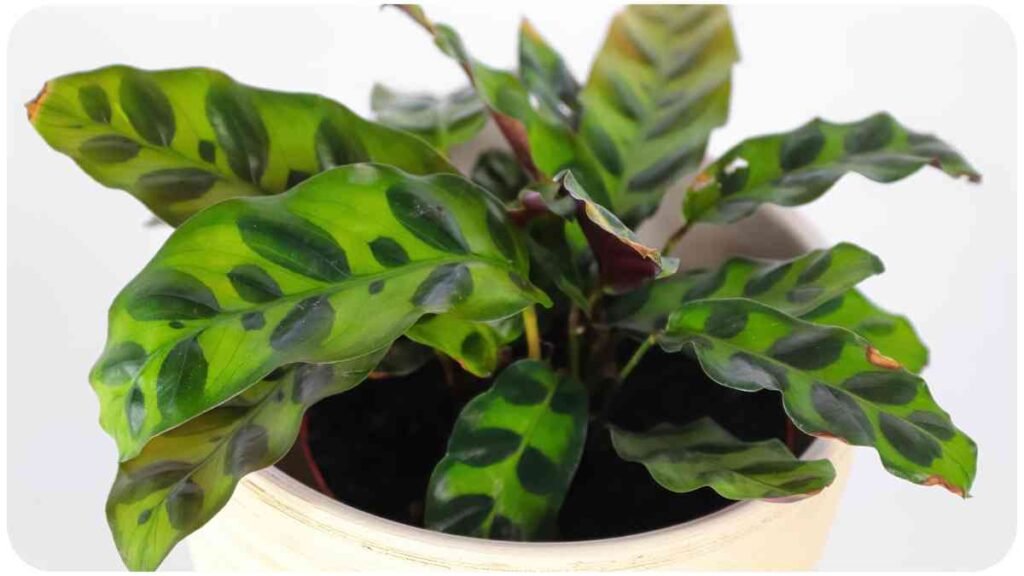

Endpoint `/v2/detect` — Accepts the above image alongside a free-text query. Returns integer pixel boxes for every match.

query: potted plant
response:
[25,4,979,571]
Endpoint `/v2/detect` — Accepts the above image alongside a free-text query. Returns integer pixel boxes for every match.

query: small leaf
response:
[371,83,487,152]
[91,165,548,461]
[106,351,384,571]
[660,298,976,496]
[684,113,981,224]
[471,149,530,202]
[562,171,677,293]
[607,243,884,333]
[611,418,836,500]
[27,65,454,225]
[406,315,522,377]
[425,359,587,539]
[524,213,591,311]
[579,5,739,224]
[802,290,929,374]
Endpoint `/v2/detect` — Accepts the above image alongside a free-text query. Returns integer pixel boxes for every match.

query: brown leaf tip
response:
[866,346,902,370]
[25,82,50,123]
[923,475,967,498]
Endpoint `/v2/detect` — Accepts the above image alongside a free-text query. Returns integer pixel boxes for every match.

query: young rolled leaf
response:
[406,315,522,377]
[92,164,550,460]
[26,65,454,225]
[660,298,976,496]
[519,19,581,128]
[106,351,383,571]
[471,149,530,203]
[580,4,739,224]
[370,83,487,152]
[607,242,884,333]
[425,359,587,540]
[562,171,678,293]
[803,290,929,374]
[611,418,836,500]
[684,113,981,224]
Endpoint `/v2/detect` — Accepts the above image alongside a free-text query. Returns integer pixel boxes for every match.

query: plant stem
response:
[661,222,691,255]
[523,305,542,360]
[568,306,582,380]
[618,335,655,382]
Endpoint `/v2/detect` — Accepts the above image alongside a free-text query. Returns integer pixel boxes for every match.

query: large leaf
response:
[406,315,522,377]
[660,298,976,496]
[27,65,453,225]
[425,360,587,539]
[519,19,581,128]
[370,83,487,152]
[607,242,883,332]
[92,164,549,460]
[803,290,929,374]
[611,418,836,500]
[684,113,981,224]
[579,5,739,224]
[106,351,383,571]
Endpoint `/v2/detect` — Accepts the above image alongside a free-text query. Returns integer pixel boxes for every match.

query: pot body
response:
[189,193,854,570]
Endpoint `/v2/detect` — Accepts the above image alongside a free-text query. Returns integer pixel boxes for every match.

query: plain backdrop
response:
[5,2,1016,570]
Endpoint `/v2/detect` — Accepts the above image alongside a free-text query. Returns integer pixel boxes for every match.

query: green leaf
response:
[27,65,454,225]
[107,350,384,571]
[607,242,884,332]
[471,149,530,202]
[579,5,739,224]
[92,164,550,461]
[371,337,434,378]
[562,171,678,293]
[524,213,591,311]
[803,290,929,374]
[611,418,836,500]
[370,83,487,152]
[425,359,587,539]
[660,298,976,496]
[684,113,981,224]
[406,315,522,377]
[519,19,581,127]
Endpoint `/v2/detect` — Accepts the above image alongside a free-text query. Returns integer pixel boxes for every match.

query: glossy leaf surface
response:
[107,352,383,571]
[28,65,453,225]
[406,315,522,377]
[607,242,883,332]
[684,113,981,224]
[425,360,587,539]
[93,164,549,460]
[579,5,739,224]
[370,83,487,152]
[803,290,929,374]
[519,20,581,127]
[661,298,976,496]
[611,418,836,500]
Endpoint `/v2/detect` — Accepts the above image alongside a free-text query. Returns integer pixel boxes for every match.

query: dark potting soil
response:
[302,342,812,540]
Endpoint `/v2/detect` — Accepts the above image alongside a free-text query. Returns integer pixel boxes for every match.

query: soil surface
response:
[303,341,812,539]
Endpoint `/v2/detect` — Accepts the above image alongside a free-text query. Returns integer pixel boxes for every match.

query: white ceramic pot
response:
[188,169,856,569]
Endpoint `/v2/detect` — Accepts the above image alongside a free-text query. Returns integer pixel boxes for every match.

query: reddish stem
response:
[299,415,335,498]
[785,419,799,453]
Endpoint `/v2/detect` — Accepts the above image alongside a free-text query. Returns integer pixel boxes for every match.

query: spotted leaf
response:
[611,418,836,500]
[406,315,522,377]
[425,360,587,539]
[684,113,981,224]
[579,5,739,225]
[803,290,929,374]
[370,83,486,152]
[92,165,549,460]
[660,298,976,496]
[471,149,530,203]
[107,351,384,571]
[519,19,581,128]
[27,65,454,225]
[607,242,884,332]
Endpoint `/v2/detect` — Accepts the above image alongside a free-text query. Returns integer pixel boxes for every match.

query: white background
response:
[5,2,1016,570]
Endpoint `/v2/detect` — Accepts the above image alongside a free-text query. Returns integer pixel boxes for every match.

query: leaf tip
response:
[25,81,50,123]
